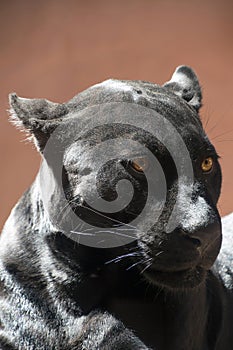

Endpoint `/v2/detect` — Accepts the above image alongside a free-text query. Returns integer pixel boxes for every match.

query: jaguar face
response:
[9,66,222,290]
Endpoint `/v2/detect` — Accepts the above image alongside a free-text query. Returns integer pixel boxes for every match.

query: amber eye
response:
[130,157,149,172]
[201,157,213,173]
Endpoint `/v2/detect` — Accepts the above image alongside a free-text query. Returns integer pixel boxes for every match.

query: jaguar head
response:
[9,66,222,290]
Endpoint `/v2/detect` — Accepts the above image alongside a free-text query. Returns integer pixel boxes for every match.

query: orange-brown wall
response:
[1,0,233,229]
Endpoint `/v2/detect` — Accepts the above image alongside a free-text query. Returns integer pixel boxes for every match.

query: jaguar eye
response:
[201,157,213,173]
[130,157,149,173]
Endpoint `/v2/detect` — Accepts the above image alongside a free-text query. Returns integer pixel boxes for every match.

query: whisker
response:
[140,258,153,274]
[211,129,233,140]
[203,112,211,130]
[83,226,135,232]
[60,194,144,236]
[105,252,142,265]
[126,258,148,271]
[70,228,135,240]
[56,196,83,221]
[114,227,135,231]
[70,230,94,236]
[155,251,163,257]
[93,229,135,239]
[80,204,143,234]
[215,139,233,143]
[207,122,219,135]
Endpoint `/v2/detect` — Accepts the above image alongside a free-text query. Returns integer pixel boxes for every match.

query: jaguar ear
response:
[9,93,68,152]
[163,66,202,112]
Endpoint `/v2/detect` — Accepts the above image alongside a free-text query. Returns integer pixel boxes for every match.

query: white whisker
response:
[70,230,94,236]
[80,204,143,233]
[94,229,135,239]
[105,252,141,265]
[140,258,153,274]
[126,258,148,271]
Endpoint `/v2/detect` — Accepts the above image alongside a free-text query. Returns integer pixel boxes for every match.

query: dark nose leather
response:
[183,221,222,253]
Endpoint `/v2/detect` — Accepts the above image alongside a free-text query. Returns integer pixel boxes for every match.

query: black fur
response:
[1,66,233,349]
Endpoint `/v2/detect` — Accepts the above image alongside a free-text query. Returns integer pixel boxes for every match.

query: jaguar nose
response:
[182,221,222,254]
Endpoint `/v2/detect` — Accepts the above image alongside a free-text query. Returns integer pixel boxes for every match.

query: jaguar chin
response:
[144,266,207,290]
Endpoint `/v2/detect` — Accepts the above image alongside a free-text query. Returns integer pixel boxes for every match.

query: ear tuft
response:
[9,93,68,152]
[9,93,33,130]
[163,65,202,112]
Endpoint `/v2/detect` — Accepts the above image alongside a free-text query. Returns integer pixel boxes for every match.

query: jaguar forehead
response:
[92,79,135,93]
[91,79,141,102]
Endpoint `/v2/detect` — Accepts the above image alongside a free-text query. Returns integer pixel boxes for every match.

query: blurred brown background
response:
[1,0,233,229]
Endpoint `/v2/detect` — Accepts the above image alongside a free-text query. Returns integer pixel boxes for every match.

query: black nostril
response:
[185,234,201,248]
[179,221,221,253]
[185,235,202,248]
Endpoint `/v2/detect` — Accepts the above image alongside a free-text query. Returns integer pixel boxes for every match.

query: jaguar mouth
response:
[144,265,206,289]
